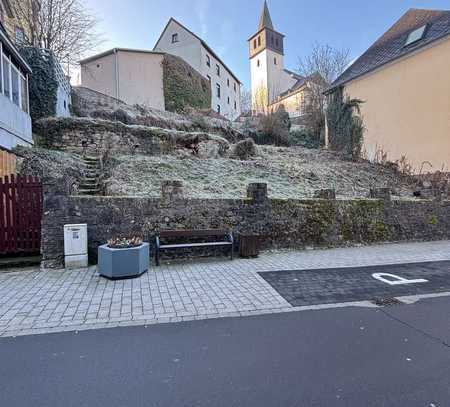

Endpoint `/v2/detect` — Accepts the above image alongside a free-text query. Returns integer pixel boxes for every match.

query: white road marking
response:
[372,273,428,286]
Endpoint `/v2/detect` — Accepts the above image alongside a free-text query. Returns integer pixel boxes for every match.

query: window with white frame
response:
[0,45,2,94]
[15,27,25,44]
[20,75,28,113]
[1,43,29,113]
[11,65,19,106]
[2,54,10,98]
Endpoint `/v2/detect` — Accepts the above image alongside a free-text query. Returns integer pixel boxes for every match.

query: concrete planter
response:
[98,243,150,279]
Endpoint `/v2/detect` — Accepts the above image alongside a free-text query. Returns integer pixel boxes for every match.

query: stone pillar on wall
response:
[161,180,184,203]
[247,183,268,203]
[369,188,391,202]
[40,179,71,269]
[314,189,336,199]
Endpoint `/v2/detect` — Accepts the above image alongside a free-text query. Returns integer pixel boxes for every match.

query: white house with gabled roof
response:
[154,18,242,120]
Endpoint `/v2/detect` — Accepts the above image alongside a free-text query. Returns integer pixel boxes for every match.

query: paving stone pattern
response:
[0,241,449,337]
[260,261,450,306]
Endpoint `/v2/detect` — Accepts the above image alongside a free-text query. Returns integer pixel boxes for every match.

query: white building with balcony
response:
[0,22,32,151]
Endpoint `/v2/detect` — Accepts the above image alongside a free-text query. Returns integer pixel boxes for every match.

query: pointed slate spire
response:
[258,0,274,31]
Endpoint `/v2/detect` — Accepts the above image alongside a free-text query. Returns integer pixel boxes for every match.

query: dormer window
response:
[404,25,427,47]
[171,33,179,43]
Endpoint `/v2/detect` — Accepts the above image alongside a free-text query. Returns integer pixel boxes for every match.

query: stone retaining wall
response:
[41,182,450,268]
[33,117,175,156]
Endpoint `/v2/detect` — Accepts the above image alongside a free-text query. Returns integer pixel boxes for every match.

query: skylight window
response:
[404,25,427,47]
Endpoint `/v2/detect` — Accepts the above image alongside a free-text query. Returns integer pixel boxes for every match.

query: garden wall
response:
[33,117,175,156]
[41,182,450,268]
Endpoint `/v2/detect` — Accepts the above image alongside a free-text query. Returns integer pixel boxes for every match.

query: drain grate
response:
[371,297,404,306]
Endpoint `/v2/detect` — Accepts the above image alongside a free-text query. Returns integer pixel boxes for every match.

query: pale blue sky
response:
[84,0,450,88]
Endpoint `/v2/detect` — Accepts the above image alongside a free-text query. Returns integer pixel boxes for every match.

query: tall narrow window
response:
[216,83,221,98]
[0,46,3,94]
[2,56,11,98]
[11,66,19,106]
[257,36,261,46]
[171,33,179,43]
[206,74,211,82]
[275,38,279,47]
[216,64,220,76]
[233,83,236,92]
[206,54,211,67]
[257,59,260,67]
[20,75,28,113]
[274,57,277,65]
[253,39,257,49]
[15,27,25,44]
[234,100,237,109]
[227,78,230,87]
[217,105,221,114]
[227,96,230,104]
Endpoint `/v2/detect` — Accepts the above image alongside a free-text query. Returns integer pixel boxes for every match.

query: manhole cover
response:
[371,297,404,306]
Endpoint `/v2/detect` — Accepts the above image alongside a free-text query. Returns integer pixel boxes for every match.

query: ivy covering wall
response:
[162,54,211,113]
[18,47,58,122]
[326,86,365,159]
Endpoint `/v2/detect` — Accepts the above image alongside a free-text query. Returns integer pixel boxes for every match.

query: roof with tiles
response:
[329,8,450,90]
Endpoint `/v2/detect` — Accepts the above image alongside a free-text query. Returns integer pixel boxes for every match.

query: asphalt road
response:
[1,296,450,407]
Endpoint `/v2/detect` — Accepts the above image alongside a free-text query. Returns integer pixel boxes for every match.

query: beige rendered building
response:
[80,49,166,110]
[328,8,450,172]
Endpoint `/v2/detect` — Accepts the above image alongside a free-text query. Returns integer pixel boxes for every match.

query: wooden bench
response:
[155,230,234,266]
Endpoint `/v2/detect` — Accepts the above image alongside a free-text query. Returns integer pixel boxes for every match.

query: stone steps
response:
[78,155,102,196]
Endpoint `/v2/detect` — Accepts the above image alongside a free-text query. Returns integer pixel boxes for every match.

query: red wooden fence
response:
[0,175,42,255]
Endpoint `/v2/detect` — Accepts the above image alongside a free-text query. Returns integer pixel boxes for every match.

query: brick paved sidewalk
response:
[0,240,449,338]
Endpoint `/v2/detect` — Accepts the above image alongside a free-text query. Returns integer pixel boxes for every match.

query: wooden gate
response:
[0,175,42,255]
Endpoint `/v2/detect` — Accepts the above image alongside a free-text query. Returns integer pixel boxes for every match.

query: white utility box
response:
[64,224,88,269]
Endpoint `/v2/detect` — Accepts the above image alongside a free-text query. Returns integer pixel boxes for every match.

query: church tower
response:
[249,1,285,112]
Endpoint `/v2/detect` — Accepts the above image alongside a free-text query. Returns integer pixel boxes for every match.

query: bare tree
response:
[240,87,252,116]
[297,43,351,144]
[298,42,350,85]
[9,0,102,74]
